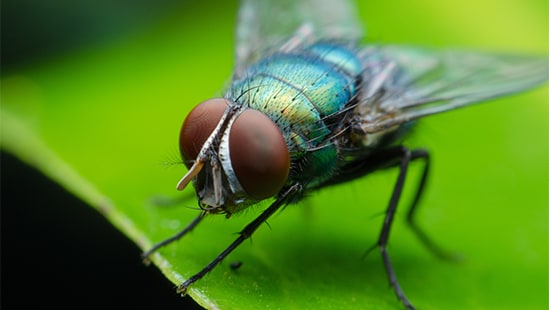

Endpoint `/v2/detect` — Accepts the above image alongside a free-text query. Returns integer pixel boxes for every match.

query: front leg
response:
[177,183,303,294]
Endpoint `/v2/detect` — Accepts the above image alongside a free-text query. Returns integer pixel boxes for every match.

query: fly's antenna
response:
[176,101,238,192]
[177,159,205,191]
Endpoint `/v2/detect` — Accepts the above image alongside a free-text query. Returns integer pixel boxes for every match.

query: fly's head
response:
[177,98,290,216]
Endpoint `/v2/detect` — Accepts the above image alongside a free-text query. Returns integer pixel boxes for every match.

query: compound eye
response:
[179,98,228,168]
[230,109,290,200]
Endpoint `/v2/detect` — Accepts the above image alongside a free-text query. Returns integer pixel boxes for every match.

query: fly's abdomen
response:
[227,43,362,187]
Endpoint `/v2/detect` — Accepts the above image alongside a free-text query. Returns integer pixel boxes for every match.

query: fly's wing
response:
[357,46,548,133]
[234,0,363,78]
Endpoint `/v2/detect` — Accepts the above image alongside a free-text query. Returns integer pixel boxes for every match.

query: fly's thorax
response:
[226,42,363,189]
[178,98,290,215]
[287,134,338,188]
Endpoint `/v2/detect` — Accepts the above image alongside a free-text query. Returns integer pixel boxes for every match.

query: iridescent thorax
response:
[227,42,364,189]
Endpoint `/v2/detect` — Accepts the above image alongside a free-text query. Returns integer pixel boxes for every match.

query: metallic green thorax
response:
[226,42,363,188]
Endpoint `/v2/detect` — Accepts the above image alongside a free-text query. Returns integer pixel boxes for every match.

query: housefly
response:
[143,0,547,308]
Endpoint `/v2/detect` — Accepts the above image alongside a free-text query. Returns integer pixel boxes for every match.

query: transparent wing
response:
[234,0,363,78]
[357,46,548,133]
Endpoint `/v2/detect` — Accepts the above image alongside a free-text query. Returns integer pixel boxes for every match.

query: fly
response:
[142,0,548,309]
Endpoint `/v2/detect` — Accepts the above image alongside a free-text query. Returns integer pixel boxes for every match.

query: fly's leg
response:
[177,183,302,295]
[142,211,207,264]
[405,151,460,261]
[368,146,429,310]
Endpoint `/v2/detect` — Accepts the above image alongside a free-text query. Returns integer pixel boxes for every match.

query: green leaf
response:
[2,0,547,309]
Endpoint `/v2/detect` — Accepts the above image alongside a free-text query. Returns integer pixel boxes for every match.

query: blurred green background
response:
[1,0,547,309]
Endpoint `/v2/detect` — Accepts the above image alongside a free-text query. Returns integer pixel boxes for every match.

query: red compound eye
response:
[179,98,228,168]
[230,109,290,200]
[179,99,290,200]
